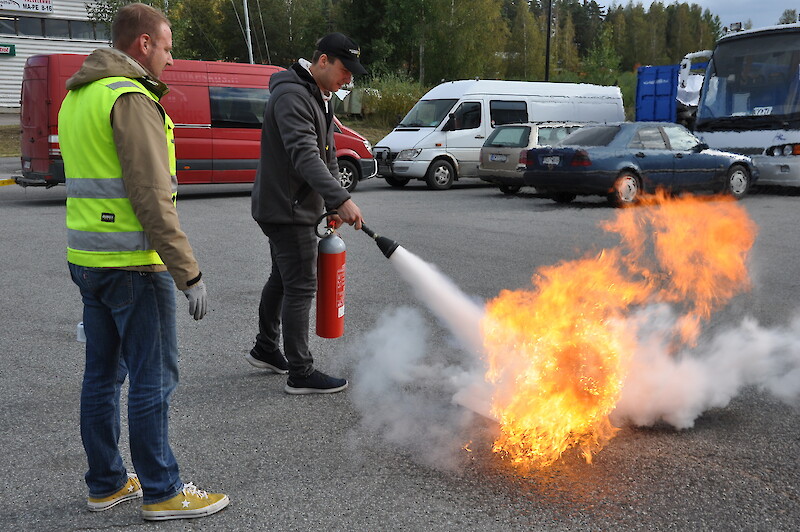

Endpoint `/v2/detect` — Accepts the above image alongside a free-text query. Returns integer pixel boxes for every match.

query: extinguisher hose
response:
[316,213,400,259]
[315,211,338,238]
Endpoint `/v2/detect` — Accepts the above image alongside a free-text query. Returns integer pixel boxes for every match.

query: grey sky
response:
[620,1,793,31]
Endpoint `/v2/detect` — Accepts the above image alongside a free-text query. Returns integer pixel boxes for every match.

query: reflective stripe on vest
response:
[60,76,176,267]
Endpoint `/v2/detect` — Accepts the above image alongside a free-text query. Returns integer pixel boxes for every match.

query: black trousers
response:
[255,223,317,377]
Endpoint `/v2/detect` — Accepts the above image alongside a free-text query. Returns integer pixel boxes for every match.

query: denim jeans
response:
[255,223,317,377]
[69,263,182,504]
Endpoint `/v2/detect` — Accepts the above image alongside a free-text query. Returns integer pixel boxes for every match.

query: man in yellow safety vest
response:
[60,2,227,521]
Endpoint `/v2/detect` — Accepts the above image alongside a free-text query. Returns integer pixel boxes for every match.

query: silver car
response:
[478,122,583,194]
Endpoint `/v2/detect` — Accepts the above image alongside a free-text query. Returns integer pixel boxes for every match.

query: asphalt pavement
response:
[1,177,798,531]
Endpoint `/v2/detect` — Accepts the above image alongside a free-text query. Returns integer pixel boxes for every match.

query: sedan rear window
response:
[484,126,530,148]
[559,126,619,147]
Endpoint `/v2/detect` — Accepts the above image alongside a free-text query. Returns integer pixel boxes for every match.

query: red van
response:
[19,54,376,191]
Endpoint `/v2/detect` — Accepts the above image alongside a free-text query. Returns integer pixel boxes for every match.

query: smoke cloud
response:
[612,306,800,428]
[348,306,483,470]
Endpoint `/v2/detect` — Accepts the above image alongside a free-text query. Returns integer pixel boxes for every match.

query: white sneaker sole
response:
[284,381,349,395]
[87,489,143,511]
[245,353,288,374]
[141,494,230,521]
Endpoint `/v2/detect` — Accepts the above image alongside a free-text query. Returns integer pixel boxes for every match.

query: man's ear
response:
[133,33,149,57]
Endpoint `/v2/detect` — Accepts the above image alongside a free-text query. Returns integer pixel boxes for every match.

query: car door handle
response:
[635,152,645,158]
[675,153,684,158]
[475,135,485,139]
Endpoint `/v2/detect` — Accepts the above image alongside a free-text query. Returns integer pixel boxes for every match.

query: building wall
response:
[0,0,108,109]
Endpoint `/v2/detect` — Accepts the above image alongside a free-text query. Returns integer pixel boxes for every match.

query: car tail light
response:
[48,134,61,157]
[519,149,529,166]
[570,149,591,166]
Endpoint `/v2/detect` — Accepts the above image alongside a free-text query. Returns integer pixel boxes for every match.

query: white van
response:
[373,79,624,190]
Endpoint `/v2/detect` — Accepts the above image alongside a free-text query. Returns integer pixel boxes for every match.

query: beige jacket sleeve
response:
[112,92,201,291]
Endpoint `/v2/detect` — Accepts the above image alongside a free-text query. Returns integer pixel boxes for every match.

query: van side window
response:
[490,100,528,126]
[452,101,481,130]
[209,86,269,129]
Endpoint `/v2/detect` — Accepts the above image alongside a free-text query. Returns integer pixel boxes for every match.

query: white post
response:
[243,0,254,64]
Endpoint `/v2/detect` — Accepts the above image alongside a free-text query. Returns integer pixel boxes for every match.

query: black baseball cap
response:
[316,32,367,76]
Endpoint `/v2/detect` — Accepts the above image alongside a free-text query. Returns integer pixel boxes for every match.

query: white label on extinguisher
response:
[336,266,346,318]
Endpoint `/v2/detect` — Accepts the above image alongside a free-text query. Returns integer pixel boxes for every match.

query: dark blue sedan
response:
[523,122,758,206]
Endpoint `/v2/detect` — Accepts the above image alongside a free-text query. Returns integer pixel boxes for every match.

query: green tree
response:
[505,0,545,80]
[552,5,580,75]
[666,2,695,61]
[582,24,620,85]
[604,5,628,69]
[422,0,509,84]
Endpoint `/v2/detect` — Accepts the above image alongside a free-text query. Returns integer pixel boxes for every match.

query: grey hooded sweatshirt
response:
[251,63,351,226]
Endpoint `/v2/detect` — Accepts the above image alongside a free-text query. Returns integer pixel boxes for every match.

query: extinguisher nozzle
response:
[361,224,400,259]
[375,236,400,258]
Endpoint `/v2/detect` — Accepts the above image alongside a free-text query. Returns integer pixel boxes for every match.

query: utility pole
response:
[243,0,254,64]
[545,0,552,81]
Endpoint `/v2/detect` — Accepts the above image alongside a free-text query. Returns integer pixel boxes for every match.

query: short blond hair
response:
[112,3,170,50]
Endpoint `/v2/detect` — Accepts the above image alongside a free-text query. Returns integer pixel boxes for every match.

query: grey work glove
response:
[183,279,208,320]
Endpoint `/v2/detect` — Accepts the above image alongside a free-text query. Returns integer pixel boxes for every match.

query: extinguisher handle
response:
[315,211,339,238]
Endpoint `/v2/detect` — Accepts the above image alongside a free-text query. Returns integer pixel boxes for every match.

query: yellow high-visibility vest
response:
[60,76,177,267]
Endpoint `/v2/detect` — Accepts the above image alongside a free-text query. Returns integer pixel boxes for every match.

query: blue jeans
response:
[69,264,182,504]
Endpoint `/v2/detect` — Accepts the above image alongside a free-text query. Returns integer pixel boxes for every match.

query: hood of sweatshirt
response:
[268,61,328,111]
[65,48,169,99]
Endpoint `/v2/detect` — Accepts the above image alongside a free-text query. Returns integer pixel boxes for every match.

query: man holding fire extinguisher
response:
[249,33,365,394]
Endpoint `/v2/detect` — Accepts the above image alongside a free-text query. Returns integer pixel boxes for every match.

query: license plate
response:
[542,155,560,166]
[489,153,507,163]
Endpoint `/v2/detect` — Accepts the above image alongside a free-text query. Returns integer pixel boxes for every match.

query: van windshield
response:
[398,99,457,127]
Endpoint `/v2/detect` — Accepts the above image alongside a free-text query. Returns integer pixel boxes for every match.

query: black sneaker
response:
[284,370,348,395]
[245,348,289,374]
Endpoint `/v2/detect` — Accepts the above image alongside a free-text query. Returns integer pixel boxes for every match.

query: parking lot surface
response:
[1,177,798,530]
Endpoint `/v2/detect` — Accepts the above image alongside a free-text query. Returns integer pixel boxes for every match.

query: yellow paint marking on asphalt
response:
[0,177,17,187]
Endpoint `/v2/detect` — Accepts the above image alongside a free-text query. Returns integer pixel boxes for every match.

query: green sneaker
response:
[87,473,142,511]
[141,482,229,521]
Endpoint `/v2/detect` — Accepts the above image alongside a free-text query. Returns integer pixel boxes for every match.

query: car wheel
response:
[724,164,750,199]
[338,159,359,192]
[384,175,410,188]
[609,172,640,207]
[552,192,576,203]
[499,184,521,195]
[425,159,455,190]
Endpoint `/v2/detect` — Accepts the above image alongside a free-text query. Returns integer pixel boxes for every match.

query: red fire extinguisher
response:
[315,212,346,338]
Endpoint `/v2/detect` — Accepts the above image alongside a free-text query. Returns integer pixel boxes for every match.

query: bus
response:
[694,23,800,187]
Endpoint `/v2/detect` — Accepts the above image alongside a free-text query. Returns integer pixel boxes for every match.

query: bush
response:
[360,74,430,128]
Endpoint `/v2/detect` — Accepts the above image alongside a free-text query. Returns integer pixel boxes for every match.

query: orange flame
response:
[482,193,757,468]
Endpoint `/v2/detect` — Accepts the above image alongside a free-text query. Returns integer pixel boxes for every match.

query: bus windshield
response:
[696,30,800,129]
[398,99,457,128]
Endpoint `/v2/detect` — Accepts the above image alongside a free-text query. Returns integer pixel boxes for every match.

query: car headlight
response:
[396,148,422,160]
[362,139,373,153]
[767,144,800,156]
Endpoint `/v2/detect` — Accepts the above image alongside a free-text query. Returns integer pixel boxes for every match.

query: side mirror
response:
[442,113,455,131]
[694,142,709,152]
